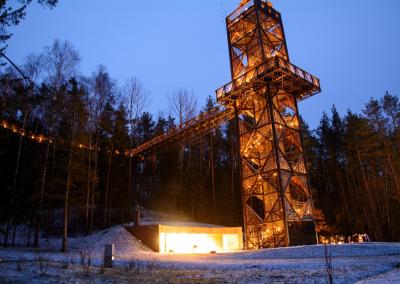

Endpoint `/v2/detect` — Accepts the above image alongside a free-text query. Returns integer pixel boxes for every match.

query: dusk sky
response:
[6,0,400,128]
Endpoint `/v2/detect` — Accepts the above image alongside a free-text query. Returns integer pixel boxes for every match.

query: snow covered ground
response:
[0,225,399,283]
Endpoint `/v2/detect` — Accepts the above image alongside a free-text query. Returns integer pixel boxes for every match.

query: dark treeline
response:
[305,96,400,241]
[1,40,399,251]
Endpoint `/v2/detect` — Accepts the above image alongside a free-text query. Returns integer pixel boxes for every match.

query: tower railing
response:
[216,56,320,104]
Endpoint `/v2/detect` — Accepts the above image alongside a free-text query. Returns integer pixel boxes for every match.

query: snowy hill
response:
[0,225,399,283]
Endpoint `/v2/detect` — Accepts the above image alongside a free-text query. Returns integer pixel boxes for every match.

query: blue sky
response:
[6,0,400,128]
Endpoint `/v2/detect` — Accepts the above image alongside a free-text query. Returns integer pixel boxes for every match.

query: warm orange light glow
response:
[159,233,240,254]
[240,0,250,7]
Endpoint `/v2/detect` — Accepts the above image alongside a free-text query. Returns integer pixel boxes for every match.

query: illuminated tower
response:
[216,0,321,248]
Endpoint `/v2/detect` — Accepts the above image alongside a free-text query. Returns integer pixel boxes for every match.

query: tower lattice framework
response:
[216,0,321,248]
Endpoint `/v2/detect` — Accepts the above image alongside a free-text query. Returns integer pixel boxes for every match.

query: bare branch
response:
[167,88,198,125]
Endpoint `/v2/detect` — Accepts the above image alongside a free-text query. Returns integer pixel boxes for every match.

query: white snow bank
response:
[0,238,399,283]
[356,268,400,283]
[65,225,152,255]
[0,225,152,262]
[229,243,400,259]
[0,226,154,270]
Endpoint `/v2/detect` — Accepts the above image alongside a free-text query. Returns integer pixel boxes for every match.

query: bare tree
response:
[122,77,148,216]
[167,88,197,125]
[42,39,80,89]
[29,40,80,247]
[84,65,114,232]
[167,88,197,215]
[23,53,42,83]
[123,78,147,126]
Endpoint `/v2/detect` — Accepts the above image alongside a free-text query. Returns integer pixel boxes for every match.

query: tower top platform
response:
[216,0,320,106]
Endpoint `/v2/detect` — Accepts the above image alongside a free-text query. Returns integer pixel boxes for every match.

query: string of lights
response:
[0,119,139,158]
[1,119,52,143]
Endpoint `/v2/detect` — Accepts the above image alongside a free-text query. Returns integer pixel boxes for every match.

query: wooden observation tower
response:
[129,0,321,249]
[216,0,320,248]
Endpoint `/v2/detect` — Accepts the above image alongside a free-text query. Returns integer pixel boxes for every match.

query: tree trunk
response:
[89,147,99,232]
[27,220,32,247]
[4,112,27,247]
[176,144,184,216]
[61,140,74,252]
[11,223,17,247]
[108,178,112,226]
[104,146,113,228]
[187,145,193,219]
[210,133,216,223]
[128,131,133,218]
[61,94,77,252]
[34,141,50,247]
[384,141,400,198]
[336,168,349,232]
[85,137,92,233]
[357,151,380,240]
